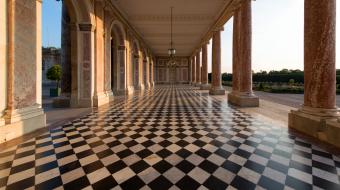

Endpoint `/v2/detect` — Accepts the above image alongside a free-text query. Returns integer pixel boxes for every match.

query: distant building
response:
[42,47,61,84]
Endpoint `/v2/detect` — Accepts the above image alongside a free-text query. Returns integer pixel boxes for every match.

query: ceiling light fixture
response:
[167,7,176,67]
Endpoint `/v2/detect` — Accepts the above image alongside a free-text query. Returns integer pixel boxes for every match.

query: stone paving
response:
[0,86,339,190]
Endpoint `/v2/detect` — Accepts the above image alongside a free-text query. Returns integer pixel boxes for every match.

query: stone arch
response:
[59,0,95,108]
[108,20,127,94]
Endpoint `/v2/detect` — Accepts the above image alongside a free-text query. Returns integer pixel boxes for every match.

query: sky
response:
[42,0,339,73]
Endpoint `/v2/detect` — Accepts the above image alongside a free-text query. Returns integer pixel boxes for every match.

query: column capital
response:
[202,40,210,46]
[69,22,79,31]
[79,23,95,32]
[117,45,126,51]
[212,26,224,32]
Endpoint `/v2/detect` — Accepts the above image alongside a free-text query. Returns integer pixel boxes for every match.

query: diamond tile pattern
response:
[1,86,340,190]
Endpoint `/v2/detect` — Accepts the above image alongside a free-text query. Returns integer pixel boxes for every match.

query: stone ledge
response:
[1,108,46,144]
[228,93,259,107]
[93,92,111,107]
[127,86,135,95]
[114,89,128,96]
[289,110,340,148]
[209,87,225,95]
[194,83,202,87]
[0,118,5,127]
[53,97,70,108]
[200,84,211,90]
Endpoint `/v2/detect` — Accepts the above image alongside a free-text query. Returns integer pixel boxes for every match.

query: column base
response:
[1,105,46,143]
[289,106,340,148]
[146,82,151,89]
[228,92,259,107]
[0,115,5,127]
[200,84,211,90]
[93,91,113,107]
[140,84,145,91]
[53,96,71,108]
[127,86,135,95]
[113,89,128,96]
[195,83,201,87]
[209,86,225,95]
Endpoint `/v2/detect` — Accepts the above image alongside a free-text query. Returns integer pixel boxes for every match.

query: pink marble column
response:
[191,57,196,85]
[53,2,72,108]
[151,58,155,87]
[61,2,71,97]
[209,28,225,95]
[288,0,340,148]
[189,58,192,84]
[304,0,336,110]
[231,8,241,93]
[228,0,258,106]
[117,45,126,94]
[239,0,253,94]
[200,43,210,90]
[195,51,201,86]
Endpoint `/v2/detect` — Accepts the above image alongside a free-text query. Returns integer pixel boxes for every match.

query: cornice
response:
[105,0,154,56]
[192,0,242,56]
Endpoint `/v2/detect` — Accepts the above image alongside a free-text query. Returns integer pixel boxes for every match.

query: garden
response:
[208,69,340,94]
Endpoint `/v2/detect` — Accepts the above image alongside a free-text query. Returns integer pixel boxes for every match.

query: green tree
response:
[46,64,62,89]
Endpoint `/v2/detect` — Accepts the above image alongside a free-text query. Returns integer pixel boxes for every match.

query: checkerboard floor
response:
[1,85,340,190]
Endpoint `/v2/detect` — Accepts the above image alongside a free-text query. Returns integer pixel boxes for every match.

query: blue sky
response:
[42,0,339,72]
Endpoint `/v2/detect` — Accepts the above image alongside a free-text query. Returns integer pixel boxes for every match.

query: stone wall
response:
[155,57,189,84]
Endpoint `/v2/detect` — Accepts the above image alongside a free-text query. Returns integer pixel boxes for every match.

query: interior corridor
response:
[0,86,339,190]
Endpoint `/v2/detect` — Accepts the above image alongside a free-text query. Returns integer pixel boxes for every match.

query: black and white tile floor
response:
[1,86,340,190]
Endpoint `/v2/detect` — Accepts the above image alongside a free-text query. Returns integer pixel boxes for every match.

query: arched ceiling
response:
[110,0,241,57]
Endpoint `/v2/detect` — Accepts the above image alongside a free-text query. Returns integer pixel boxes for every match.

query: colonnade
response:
[189,0,340,147]
[189,0,259,104]
[0,0,156,142]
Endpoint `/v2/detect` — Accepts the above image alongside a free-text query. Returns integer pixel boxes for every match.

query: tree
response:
[46,64,62,89]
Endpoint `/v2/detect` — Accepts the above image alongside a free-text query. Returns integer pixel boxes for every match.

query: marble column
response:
[209,28,225,95]
[146,57,151,89]
[116,45,127,95]
[61,2,71,97]
[53,2,71,108]
[200,42,210,90]
[289,0,340,148]
[231,8,241,94]
[195,51,201,87]
[228,0,259,106]
[93,0,109,107]
[143,59,148,89]
[189,59,192,85]
[191,57,196,85]
[151,58,155,87]
[134,55,140,90]
[2,0,45,142]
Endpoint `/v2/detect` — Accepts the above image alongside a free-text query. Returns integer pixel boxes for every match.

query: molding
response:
[193,0,241,55]
[4,104,45,124]
[79,23,95,31]
[105,0,154,57]
[128,14,215,22]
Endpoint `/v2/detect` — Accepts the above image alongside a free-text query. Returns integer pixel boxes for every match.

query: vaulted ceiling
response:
[111,0,241,57]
